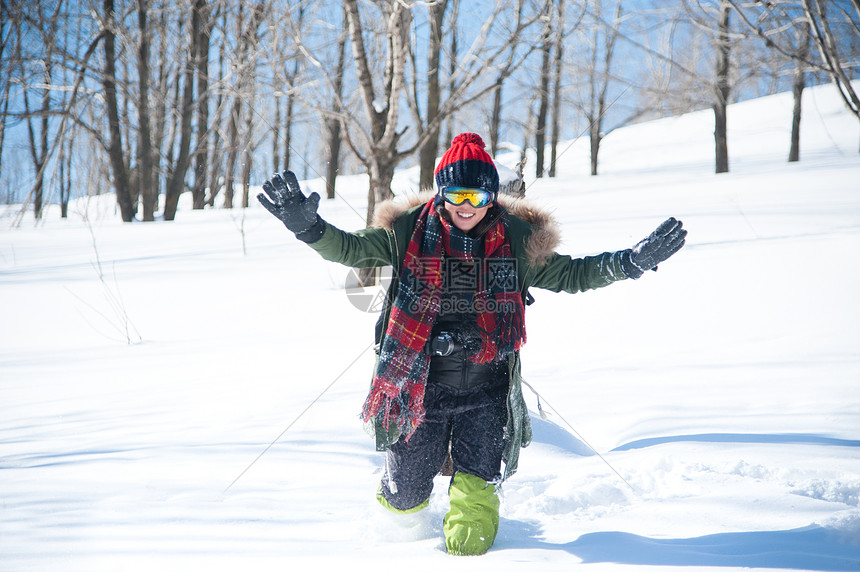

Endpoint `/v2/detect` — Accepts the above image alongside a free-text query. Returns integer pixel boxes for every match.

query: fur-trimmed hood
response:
[370,192,561,267]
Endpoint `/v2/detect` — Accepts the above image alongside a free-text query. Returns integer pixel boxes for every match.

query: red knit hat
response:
[434,133,499,196]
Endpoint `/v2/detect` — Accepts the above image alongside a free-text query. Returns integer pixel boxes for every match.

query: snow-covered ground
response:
[2,84,859,571]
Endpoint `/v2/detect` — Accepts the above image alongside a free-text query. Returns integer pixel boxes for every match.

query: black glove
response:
[257,171,325,243]
[620,217,686,279]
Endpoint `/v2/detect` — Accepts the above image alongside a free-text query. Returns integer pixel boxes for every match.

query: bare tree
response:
[270,3,305,176]
[17,0,845,225]
[192,0,214,210]
[151,6,174,216]
[676,0,735,173]
[606,1,745,174]
[416,0,449,193]
[103,0,135,222]
[727,0,860,144]
[486,0,534,159]
[714,0,731,174]
[802,0,860,120]
[324,5,349,200]
[0,0,547,224]
[568,0,634,176]
[0,3,15,187]
[7,2,107,226]
[548,0,566,178]
[240,85,256,209]
[206,7,229,207]
[535,2,553,179]
[290,0,546,228]
[163,0,203,221]
[488,80,504,158]
[25,2,81,218]
[137,0,155,221]
[222,18,244,210]
[728,1,817,161]
[444,0,460,150]
[791,20,811,162]
[221,3,265,210]
[59,125,73,217]
[342,0,411,223]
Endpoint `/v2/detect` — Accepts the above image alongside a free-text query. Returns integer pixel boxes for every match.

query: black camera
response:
[429,332,458,357]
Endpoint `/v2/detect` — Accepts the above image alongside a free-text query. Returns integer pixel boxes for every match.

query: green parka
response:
[305,194,629,480]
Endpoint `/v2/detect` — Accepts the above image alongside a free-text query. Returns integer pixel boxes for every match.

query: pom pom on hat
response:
[434,133,499,197]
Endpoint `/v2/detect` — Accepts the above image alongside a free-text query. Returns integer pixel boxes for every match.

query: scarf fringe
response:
[361,378,426,441]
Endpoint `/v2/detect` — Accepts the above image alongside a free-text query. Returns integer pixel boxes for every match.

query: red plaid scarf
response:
[361,198,526,441]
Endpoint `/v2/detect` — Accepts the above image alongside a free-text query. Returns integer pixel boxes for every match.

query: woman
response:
[258,133,685,555]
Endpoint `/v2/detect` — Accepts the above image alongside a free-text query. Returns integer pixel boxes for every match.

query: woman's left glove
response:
[620,217,686,279]
[257,170,325,243]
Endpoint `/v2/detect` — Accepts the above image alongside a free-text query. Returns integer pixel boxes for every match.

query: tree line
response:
[1,0,858,225]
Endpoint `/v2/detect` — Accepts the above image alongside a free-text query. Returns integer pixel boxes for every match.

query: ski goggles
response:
[440,186,496,208]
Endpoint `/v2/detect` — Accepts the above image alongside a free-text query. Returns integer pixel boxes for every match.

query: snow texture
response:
[2,83,859,571]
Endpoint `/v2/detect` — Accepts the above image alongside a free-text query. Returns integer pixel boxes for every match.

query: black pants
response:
[379,379,508,511]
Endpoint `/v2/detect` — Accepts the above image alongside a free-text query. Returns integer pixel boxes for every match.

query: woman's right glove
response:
[257,170,325,243]
[620,217,687,279]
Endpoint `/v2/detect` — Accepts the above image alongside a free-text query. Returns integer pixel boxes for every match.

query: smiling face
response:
[443,199,490,233]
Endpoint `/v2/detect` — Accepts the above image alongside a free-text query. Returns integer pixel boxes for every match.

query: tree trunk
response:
[590,128,601,177]
[0,84,9,198]
[284,84,294,172]
[241,88,255,209]
[359,157,396,285]
[281,3,304,174]
[325,6,348,200]
[587,3,601,177]
[207,8,227,207]
[367,155,397,226]
[548,0,564,178]
[803,0,860,124]
[444,0,459,148]
[59,133,71,218]
[789,21,809,163]
[163,2,200,221]
[344,0,411,208]
[22,3,64,219]
[418,0,448,193]
[587,0,621,177]
[220,3,263,210]
[714,0,731,174]
[272,97,281,173]
[192,0,211,209]
[324,116,342,199]
[103,0,135,222]
[489,81,502,157]
[36,61,49,219]
[22,73,45,219]
[151,8,171,215]
[138,0,156,221]
[0,7,13,188]
[535,5,552,179]
[223,97,241,209]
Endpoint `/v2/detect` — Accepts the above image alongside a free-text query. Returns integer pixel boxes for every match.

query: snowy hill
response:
[1,84,859,571]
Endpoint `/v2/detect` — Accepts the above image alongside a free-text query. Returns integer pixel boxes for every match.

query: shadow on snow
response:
[498,519,860,570]
[612,433,860,452]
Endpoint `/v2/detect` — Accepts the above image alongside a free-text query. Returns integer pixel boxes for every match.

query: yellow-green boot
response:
[443,472,500,556]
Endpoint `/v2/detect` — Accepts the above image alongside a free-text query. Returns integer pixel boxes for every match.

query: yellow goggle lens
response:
[441,187,494,208]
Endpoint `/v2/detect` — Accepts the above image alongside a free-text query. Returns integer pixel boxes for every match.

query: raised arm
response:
[530,218,686,293]
[257,171,394,268]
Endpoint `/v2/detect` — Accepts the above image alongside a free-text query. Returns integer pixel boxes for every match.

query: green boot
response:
[443,472,500,556]
[376,487,429,515]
